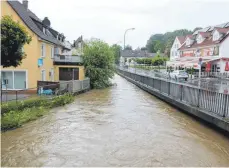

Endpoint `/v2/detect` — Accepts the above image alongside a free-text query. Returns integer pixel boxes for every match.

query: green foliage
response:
[1,94,74,115]
[111,44,122,65]
[1,107,48,131]
[83,39,115,89]
[134,55,166,66]
[146,29,192,57]
[1,16,32,67]
[1,94,75,131]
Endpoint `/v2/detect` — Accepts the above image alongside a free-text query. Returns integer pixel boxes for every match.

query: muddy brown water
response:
[1,75,229,167]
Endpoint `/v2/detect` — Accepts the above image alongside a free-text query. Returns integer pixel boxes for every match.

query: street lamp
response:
[124,28,135,49]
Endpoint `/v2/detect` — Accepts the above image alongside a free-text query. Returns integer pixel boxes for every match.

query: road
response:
[1,75,229,166]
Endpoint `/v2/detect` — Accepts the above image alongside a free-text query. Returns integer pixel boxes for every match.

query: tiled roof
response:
[178,22,229,50]
[177,36,186,44]
[215,27,229,34]
[179,33,229,50]
[7,0,63,46]
[199,32,211,38]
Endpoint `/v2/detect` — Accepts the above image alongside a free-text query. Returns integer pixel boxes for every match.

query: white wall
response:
[219,36,229,58]
[170,37,181,61]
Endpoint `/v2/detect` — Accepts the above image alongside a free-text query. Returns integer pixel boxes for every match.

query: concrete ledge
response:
[117,72,229,133]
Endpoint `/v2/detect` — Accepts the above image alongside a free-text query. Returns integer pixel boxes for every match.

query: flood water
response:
[1,74,229,167]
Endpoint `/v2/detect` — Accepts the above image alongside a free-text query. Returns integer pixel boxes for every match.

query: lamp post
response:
[124,28,135,49]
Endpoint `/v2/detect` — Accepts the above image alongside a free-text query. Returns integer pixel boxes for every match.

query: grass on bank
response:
[1,94,75,131]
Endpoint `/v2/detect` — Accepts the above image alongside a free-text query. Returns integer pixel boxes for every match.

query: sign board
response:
[181,46,219,57]
[38,58,43,67]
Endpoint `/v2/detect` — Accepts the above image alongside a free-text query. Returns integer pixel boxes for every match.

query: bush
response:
[1,94,75,131]
[1,107,48,131]
[1,97,47,115]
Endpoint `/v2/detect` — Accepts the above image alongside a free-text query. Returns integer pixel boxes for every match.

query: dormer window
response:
[43,27,46,35]
[213,31,219,41]
[186,38,190,46]
[196,34,203,44]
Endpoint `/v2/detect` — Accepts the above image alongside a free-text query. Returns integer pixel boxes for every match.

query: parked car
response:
[169,70,188,81]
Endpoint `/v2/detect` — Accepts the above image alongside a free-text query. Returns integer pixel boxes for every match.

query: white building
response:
[170,36,186,60]
[167,22,229,73]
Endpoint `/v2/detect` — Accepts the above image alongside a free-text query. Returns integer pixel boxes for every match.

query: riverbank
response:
[1,94,75,131]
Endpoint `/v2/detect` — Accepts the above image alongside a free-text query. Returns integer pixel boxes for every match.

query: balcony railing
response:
[54,55,83,63]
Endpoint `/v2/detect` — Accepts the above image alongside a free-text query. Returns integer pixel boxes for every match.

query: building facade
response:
[1,0,85,90]
[167,22,229,73]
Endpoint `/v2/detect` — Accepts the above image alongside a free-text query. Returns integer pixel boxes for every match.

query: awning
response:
[166,58,220,68]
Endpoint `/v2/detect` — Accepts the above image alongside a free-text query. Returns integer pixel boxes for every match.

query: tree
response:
[145,29,192,57]
[124,45,132,50]
[111,44,122,65]
[83,39,115,89]
[154,40,165,53]
[1,16,32,67]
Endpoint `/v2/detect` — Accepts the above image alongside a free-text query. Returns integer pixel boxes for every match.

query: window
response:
[1,71,27,90]
[41,70,46,81]
[43,27,46,34]
[51,46,54,58]
[186,38,190,46]
[54,47,59,55]
[196,35,203,44]
[41,43,46,57]
[213,31,219,41]
[50,68,54,81]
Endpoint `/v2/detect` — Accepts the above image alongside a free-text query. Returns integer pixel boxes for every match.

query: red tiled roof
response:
[179,31,229,50]
[199,32,211,38]
[177,36,186,44]
[215,27,229,34]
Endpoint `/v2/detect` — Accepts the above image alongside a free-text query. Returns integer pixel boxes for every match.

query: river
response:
[1,74,229,167]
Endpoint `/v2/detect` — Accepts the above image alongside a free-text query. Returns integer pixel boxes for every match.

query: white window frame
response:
[213,31,219,41]
[41,43,46,58]
[51,46,54,59]
[1,70,28,90]
[41,69,46,81]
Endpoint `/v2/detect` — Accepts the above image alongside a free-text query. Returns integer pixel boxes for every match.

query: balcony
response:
[54,55,83,65]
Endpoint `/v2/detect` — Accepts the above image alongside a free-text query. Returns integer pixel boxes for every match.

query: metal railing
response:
[117,68,229,118]
[1,78,90,103]
[54,55,83,63]
[193,72,229,78]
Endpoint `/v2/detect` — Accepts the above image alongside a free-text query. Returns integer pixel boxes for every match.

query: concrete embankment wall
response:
[117,71,229,133]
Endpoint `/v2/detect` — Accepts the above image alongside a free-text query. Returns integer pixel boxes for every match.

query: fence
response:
[117,68,229,118]
[193,72,229,79]
[1,78,90,103]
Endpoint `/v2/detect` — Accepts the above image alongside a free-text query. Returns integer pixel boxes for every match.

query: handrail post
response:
[180,85,183,101]
[168,81,170,96]
[197,88,201,107]
[16,90,18,104]
[223,94,228,117]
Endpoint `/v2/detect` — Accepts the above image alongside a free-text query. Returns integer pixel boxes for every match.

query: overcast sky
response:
[23,0,229,49]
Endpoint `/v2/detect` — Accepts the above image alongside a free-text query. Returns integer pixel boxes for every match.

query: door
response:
[59,68,79,81]
[14,71,26,89]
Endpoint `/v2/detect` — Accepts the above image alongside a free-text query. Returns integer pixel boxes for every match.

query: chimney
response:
[22,0,28,10]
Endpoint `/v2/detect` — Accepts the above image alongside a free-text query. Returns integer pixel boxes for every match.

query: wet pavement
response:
[1,75,229,167]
